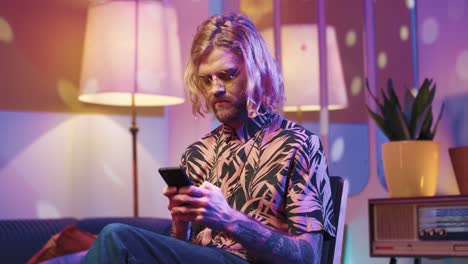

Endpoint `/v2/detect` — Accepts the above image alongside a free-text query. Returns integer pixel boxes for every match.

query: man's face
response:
[198,47,247,128]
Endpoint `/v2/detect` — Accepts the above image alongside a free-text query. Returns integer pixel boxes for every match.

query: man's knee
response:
[99,223,134,240]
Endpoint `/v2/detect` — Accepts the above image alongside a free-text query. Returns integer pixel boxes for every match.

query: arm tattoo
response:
[235,222,269,243]
[265,233,299,258]
[300,239,316,261]
[227,217,322,263]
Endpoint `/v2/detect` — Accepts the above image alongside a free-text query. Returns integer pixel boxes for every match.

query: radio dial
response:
[437,229,446,236]
[419,230,426,237]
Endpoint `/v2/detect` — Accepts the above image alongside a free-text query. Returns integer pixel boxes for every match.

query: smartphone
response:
[158,166,193,187]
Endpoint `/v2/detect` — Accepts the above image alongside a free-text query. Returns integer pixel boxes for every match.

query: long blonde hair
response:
[184,13,284,117]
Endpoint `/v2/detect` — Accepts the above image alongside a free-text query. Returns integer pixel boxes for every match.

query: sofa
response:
[0,217,173,264]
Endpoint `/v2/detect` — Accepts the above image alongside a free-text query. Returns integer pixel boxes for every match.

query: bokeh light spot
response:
[331,137,345,162]
[456,50,468,81]
[421,17,439,45]
[410,87,418,97]
[0,17,13,43]
[36,200,61,218]
[350,76,362,96]
[345,30,357,47]
[57,78,81,110]
[377,52,388,69]
[406,0,415,9]
[400,25,409,42]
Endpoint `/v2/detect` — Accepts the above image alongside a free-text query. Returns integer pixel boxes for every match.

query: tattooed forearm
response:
[265,232,299,259]
[235,222,269,242]
[300,239,317,262]
[225,212,322,264]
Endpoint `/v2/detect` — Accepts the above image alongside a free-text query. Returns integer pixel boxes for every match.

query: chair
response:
[321,176,349,264]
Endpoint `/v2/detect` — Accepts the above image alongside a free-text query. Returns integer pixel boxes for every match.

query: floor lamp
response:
[78,0,184,217]
[261,24,348,118]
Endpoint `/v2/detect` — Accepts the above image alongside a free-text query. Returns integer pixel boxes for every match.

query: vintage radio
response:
[369,195,468,257]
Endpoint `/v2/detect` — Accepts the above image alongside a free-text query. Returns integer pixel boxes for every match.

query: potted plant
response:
[366,78,444,197]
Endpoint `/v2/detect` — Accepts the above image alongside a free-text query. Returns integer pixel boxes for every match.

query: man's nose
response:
[210,76,226,96]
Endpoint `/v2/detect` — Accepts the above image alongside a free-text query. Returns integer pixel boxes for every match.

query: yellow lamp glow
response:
[261,24,348,112]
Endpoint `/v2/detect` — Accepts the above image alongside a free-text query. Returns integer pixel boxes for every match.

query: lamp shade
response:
[79,0,184,106]
[261,24,347,112]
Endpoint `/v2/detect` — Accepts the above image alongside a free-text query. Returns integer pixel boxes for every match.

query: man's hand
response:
[166,181,234,231]
[163,186,191,239]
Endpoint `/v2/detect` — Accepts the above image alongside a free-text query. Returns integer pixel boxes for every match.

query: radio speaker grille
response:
[374,204,415,240]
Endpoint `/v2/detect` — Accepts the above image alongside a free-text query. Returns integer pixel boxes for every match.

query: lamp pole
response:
[131,0,140,217]
[130,94,139,217]
[317,0,330,157]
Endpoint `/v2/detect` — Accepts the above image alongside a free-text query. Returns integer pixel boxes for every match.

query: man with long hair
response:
[83,13,335,264]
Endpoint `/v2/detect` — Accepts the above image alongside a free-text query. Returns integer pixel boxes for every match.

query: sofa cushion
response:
[26,225,96,264]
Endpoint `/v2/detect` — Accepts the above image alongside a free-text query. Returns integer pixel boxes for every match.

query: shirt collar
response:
[222,112,273,143]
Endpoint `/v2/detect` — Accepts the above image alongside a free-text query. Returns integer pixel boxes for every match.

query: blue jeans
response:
[82,223,250,264]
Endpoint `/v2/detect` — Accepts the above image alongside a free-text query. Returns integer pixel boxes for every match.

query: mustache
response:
[213,98,231,104]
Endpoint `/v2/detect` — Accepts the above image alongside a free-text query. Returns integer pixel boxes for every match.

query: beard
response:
[212,98,248,125]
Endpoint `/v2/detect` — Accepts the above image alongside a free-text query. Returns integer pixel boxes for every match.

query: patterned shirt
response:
[180,112,336,261]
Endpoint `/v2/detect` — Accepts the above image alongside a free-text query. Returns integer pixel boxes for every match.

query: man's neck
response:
[223,109,250,130]
[224,120,245,130]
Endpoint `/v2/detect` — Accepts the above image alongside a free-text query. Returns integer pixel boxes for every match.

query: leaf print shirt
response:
[180,112,336,261]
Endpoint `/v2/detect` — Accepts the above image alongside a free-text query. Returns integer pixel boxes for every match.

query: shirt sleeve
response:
[179,142,210,187]
[285,134,336,237]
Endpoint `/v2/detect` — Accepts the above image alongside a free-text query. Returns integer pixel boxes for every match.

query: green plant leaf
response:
[391,107,411,140]
[365,79,379,102]
[412,104,431,139]
[403,89,415,125]
[430,102,445,140]
[387,79,402,111]
[366,79,387,117]
[421,107,434,139]
[378,101,410,141]
[366,106,395,140]
[410,78,433,136]
[365,77,442,141]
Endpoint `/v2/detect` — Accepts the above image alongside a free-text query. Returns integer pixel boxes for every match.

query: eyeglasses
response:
[198,68,241,91]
